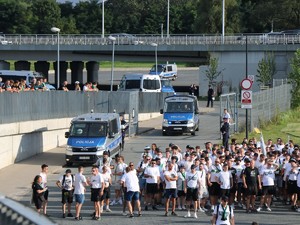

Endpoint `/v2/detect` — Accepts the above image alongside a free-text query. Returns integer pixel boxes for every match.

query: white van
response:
[0,70,55,90]
[64,112,122,166]
[149,63,177,80]
[118,74,161,92]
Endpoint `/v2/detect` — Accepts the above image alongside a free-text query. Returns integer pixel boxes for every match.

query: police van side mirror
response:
[160,109,163,114]
[108,132,115,138]
[65,132,70,138]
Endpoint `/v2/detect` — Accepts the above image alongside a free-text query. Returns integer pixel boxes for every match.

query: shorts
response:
[237,183,244,194]
[198,186,209,199]
[287,180,298,195]
[262,186,275,196]
[75,194,85,204]
[61,189,73,204]
[177,190,186,197]
[100,187,111,201]
[245,185,258,196]
[186,188,198,201]
[115,181,122,190]
[164,189,178,199]
[43,189,49,201]
[91,188,101,202]
[220,189,230,198]
[209,182,220,196]
[139,177,146,190]
[146,183,158,195]
[125,191,140,201]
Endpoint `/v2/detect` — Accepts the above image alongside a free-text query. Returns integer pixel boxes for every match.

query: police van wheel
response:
[191,131,196,136]
[162,131,167,136]
[195,123,199,131]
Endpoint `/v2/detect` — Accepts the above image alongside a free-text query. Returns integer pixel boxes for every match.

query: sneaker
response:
[106,208,112,212]
[178,205,182,210]
[165,211,168,216]
[95,216,101,221]
[194,213,198,218]
[171,211,178,216]
[184,212,191,218]
[198,207,205,213]
[257,207,262,212]
[238,202,243,208]
[129,214,134,218]
[122,212,127,216]
[201,207,208,212]
[182,205,186,210]
[297,208,300,213]
[266,207,272,211]
[62,213,66,218]
[137,212,142,217]
[242,204,247,210]
[110,200,116,206]
[118,199,123,205]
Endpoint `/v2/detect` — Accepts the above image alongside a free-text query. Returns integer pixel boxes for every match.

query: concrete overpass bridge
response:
[0,34,299,87]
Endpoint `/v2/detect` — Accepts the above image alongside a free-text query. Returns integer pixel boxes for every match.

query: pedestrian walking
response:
[74,166,88,220]
[32,175,48,213]
[39,164,49,216]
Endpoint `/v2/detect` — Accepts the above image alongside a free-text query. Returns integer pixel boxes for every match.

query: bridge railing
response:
[2,34,300,46]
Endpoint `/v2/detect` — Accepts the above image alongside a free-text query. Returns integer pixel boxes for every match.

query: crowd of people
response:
[31,138,300,224]
[0,77,100,92]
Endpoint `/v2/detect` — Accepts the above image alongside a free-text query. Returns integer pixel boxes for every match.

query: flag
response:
[260,133,267,156]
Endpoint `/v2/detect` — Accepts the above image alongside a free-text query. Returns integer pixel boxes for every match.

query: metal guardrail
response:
[1,34,300,46]
[0,194,57,225]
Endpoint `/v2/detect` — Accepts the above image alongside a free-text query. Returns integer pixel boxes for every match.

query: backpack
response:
[216,204,232,220]
[62,174,74,188]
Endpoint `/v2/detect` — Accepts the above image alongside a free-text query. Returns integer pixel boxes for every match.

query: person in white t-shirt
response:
[184,164,201,218]
[100,165,112,212]
[111,155,127,206]
[257,159,278,212]
[121,162,142,218]
[88,166,104,221]
[218,163,233,198]
[198,163,209,212]
[56,169,74,218]
[74,166,88,220]
[144,159,161,210]
[164,162,178,216]
[40,164,49,216]
[177,165,187,210]
[211,195,235,225]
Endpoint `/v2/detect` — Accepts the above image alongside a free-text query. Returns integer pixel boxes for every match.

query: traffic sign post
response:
[241,90,252,108]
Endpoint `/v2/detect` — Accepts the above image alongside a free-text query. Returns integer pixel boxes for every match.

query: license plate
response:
[79,156,90,160]
[173,127,182,130]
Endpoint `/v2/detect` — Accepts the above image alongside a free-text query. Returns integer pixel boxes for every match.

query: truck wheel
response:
[162,131,167,136]
[191,131,196,136]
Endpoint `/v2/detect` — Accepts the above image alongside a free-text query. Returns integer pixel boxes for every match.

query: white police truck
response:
[160,95,200,136]
[64,112,122,166]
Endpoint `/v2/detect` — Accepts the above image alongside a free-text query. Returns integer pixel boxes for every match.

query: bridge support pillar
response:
[86,61,99,83]
[14,61,31,71]
[53,61,68,87]
[0,60,10,70]
[70,61,84,84]
[34,61,50,80]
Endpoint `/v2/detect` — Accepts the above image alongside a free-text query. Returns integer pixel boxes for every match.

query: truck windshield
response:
[143,79,160,90]
[150,65,164,73]
[165,102,194,113]
[70,122,107,137]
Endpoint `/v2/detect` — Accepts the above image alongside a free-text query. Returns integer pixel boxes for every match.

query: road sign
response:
[241,90,252,108]
[241,78,252,90]
[247,75,255,83]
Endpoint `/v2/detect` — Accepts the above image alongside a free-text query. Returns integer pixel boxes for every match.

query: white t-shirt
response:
[40,172,47,188]
[101,172,111,188]
[59,174,74,191]
[136,161,149,178]
[90,173,103,189]
[164,170,177,189]
[260,166,275,186]
[74,173,87,195]
[121,170,140,192]
[209,164,223,182]
[218,171,232,189]
[115,162,127,180]
[185,171,199,188]
[213,204,234,225]
[144,166,160,183]
[283,163,292,181]
[177,171,186,191]
[198,170,207,188]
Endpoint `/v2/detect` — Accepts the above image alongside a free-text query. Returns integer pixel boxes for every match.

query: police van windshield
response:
[70,122,107,137]
[125,80,140,89]
[150,65,164,73]
[165,102,194,113]
[143,79,160,90]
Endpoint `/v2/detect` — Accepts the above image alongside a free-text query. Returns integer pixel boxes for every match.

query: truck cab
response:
[64,113,122,166]
[160,95,200,136]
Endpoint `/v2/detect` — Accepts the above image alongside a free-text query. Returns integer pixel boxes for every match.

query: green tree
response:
[256,52,275,86]
[205,57,222,85]
[288,49,300,108]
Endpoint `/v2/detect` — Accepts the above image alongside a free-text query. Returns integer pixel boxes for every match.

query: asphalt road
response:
[0,105,299,225]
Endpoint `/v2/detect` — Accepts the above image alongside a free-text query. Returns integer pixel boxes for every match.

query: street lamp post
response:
[51,27,60,89]
[151,43,158,74]
[101,0,107,39]
[167,0,170,38]
[222,0,225,44]
[109,36,116,91]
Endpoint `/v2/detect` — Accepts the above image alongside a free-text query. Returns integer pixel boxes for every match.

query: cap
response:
[186,145,191,149]
[191,164,196,170]
[65,169,71,174]
[221,195,229,201]
[144,146,151,150]
[244,158,251,163]
[179,164,185,169]
[169,143,174,147]
[75,81,80,84]
[290,158,297,163]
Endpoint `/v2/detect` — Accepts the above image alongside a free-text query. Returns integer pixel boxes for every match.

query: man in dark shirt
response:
[242,159,261,213]
[220,118,230,149]
[206,85,214,107]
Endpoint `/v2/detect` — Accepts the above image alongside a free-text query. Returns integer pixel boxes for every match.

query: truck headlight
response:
[163,119,168,123]
[66,145,72,151]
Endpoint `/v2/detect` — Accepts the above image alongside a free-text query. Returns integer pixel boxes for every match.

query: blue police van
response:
[160,95,200,136]
[64,112,122,166]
